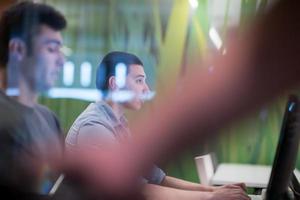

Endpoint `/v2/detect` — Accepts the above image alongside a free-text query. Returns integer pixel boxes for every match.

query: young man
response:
[66,51,249,200]
[0,1,66,198]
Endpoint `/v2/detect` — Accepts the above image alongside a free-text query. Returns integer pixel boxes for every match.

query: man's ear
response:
[8,38,26,61]
[108,76,117,90]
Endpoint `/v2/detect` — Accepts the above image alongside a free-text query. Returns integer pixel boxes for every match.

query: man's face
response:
[122,64,149,110]
[22,25,64,92]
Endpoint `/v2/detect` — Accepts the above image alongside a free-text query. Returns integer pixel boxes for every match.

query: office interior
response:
[0,0,299,186]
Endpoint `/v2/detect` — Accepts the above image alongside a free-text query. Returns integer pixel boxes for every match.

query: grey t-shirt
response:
[66,101,166,184]
[0,91,63,193]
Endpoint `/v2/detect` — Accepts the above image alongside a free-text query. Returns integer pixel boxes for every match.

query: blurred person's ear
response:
[8,38,26,62]
[6,38,26,92]
[108,76,117,90]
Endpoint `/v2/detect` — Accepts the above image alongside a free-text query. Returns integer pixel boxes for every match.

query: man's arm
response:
[161,176,214,191]
[143,183,249,200]
[161,176,246,192]
[70,124,249,200]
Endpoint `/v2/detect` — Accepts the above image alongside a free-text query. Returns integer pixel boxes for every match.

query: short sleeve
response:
[144,164,166,185]
[77,124,117,149]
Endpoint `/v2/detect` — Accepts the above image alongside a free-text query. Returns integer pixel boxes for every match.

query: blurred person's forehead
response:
[128,64,145,75]
[34,24,63,44]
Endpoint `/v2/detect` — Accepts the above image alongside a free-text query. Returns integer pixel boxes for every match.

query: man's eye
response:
[47,45,60,53]
[47,47,55,52]
[136,79,143,84]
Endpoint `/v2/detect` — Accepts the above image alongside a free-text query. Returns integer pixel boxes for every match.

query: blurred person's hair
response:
[0,1,67,67]
[96,51,144,94]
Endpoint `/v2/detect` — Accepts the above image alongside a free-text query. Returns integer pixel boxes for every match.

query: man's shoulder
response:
[0,101,22,127]
[35,103,53,115]
[77,102,115,126]
[0,90,17,109]
[66,102,116,148]
[0,93,29,146]
[34,103,60,122]
[0,92,23,124]
[34,103,62,135]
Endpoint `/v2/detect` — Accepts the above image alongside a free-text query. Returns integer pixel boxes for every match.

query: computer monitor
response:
[265,95,300,200]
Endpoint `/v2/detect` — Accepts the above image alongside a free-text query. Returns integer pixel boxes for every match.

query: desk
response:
[211,163,271,188]
[195,154,300,188]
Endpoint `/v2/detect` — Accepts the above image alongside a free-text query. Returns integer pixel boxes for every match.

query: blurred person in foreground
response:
[0,1,66,199]
[69,0,300,198]
[65,51,248,200]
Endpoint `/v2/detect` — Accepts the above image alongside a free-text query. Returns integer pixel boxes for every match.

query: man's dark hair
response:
[0,1,67,67]
[96,51,144,93]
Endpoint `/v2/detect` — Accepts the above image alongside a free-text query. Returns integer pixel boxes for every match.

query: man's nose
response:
[57,51,65,69]
[143,83,150,93]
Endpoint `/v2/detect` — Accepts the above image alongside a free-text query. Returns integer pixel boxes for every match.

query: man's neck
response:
[17,78,38,108]
[107,100,124,120]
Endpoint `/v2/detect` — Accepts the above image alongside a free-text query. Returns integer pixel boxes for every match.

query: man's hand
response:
[213,182,247,192]
[210,186,250,200]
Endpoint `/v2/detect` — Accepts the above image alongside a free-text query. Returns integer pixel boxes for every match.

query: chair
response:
[194,153,217,185]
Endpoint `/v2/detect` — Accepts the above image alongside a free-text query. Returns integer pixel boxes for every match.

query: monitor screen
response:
[266,95,300,200]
